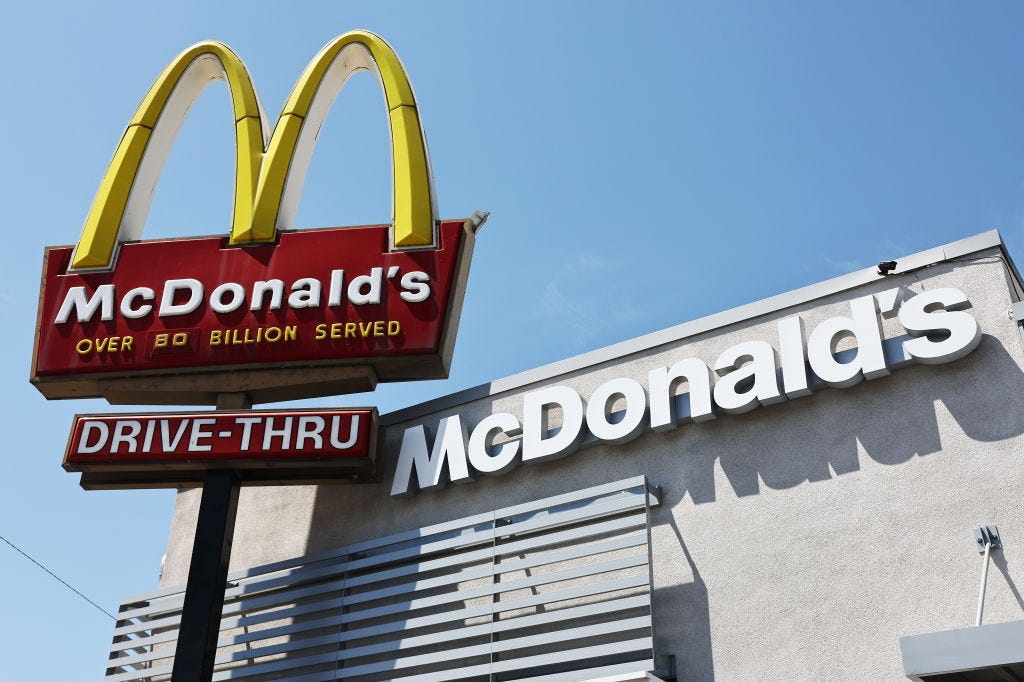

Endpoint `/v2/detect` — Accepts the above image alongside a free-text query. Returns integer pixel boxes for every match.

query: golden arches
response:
[72,30,436,271]
[73,42,265,270]
[244,30,435,247]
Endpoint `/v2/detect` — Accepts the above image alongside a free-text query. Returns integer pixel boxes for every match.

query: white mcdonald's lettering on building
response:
[392,287,982,496]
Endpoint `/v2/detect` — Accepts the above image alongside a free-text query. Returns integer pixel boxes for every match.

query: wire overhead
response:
[0,533,116,621]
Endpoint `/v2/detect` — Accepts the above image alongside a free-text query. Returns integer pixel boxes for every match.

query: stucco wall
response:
[161,242,1024,680]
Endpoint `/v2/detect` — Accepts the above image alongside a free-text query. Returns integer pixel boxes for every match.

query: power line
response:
[0,533,116,621]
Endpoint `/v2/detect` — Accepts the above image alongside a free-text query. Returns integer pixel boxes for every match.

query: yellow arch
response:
[72,42,266,270]
[239,30,435,247]
[72,31,436,271]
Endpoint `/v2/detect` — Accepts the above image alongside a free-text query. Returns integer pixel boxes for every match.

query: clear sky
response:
[3,1,1024,677]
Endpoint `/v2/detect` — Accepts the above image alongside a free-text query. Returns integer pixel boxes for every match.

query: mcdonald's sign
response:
[31,31,482,405]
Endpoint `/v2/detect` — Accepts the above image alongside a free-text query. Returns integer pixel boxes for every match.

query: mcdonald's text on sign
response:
[34,220,473,404]
[30,30,481,405]
[64,408,378,488]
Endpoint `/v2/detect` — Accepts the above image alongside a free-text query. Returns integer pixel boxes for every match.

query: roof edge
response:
[383,229,1008,426]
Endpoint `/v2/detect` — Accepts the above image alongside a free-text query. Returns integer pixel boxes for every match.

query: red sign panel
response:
[32,221,473,403]
[64,409,378,488]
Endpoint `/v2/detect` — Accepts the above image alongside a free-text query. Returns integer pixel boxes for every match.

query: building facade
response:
[126,231,1024,680]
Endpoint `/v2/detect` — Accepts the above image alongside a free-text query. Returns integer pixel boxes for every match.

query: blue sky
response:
[3,1,1024,677]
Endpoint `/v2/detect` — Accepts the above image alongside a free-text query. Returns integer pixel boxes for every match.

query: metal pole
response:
[976,540,992,627]
[171,470,240,680]
[171,393,249,681]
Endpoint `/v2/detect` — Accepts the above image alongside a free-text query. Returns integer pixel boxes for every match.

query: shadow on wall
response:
[295,332,1024,680]
[656,505,714,681]
[992,550,1024,614]
[657,334,1024,505]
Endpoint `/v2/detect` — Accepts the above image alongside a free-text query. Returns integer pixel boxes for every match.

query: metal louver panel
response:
[106,476,666,681]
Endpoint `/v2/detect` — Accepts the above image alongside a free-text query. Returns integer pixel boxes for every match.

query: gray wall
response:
[161,242,1024,681]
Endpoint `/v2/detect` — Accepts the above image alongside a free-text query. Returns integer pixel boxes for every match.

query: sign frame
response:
[31,218,477,405]
[64,407,380,489]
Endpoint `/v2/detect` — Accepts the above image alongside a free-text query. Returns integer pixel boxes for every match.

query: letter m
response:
[390,417,471,497]
[54,285,115,324]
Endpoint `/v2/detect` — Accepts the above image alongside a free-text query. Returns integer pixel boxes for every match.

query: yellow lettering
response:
[345,323,357,338]
[95,337,109,353]
[359,322,372,337]
[75,339,93,355]
[373,321,385,336]
[107,336,120,352]
[172,332,188,346]
[265,327,281,343]
[330,323,342,339]
[285,325,297,341]
[387,321,400,336]
[121,335,134,351]
[154,333,169,349]
[210,330,222,346]
[315,324,327,340]
[243,328,254,344]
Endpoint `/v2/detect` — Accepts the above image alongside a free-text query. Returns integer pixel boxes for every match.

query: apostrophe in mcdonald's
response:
[31,31,487,405]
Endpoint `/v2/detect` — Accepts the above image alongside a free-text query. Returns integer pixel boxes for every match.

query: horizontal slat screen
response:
[106,476,662,681]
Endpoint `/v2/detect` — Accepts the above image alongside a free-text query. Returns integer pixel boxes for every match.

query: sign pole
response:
[171,393,249,681]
